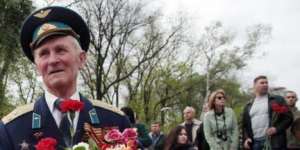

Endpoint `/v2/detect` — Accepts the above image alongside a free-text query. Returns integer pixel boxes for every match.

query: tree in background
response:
[0,0,33,117]
[9,56,43,105]
[190,21,272,102]
[0,0,273,131]
[76,0,183,106]
[125,21,272,130]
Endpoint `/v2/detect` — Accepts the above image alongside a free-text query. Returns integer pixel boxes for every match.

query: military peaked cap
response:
[20,6,90,62]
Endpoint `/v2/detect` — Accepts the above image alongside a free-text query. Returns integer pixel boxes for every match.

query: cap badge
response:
[37,23,57,37]
[33,9,51,18]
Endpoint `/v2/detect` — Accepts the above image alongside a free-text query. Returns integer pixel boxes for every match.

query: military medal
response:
[19,140,30,150]
[33,131,44,140]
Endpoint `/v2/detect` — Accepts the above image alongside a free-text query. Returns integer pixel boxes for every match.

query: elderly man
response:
[285,91,300,150]
[0,6,130,150]
[181,106,201,145]
[242,75,293,150]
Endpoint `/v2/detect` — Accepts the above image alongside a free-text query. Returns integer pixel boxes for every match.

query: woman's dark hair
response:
[164,125,189,150]
[120,106,136,124]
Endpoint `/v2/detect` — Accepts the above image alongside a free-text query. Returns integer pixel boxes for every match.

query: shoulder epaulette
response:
[2,103,34,124]
[90,100,124,116]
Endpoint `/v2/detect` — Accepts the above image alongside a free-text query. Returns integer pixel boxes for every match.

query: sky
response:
[32,0,300,105]
[155,0,300,93]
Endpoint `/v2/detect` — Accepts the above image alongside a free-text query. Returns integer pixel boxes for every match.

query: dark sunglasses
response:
[216,96,225,100]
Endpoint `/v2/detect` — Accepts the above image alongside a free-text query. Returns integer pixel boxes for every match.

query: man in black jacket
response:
[149,122,165,150]
[242,75,293,150]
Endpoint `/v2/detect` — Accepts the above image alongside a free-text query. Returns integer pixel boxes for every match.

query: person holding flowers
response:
[0,6,130,150]
[242,75,293,150]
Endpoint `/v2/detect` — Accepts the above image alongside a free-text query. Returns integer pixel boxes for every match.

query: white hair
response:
[183,106,195,114]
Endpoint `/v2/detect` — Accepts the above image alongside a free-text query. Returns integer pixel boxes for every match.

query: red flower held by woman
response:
[271,102,289,113]
[59,99,84,113]
[35,137,57,150]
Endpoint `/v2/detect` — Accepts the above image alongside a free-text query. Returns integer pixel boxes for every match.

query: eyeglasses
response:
[216,96,225,100]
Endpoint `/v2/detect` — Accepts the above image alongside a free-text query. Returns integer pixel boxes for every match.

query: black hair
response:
[120,106,136,124]
[253,75,267,83]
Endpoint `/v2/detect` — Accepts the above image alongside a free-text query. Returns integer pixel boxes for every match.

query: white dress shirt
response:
[45,90,81,131]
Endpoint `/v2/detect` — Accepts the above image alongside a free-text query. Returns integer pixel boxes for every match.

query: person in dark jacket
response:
[284,91,300,150]
[164,125,196,150]
[291,118,300,141]
[121,107,152,149]
[242,75,293,150]
[195,123,210,150]
[149,122,165,150]
[0,6,131,150]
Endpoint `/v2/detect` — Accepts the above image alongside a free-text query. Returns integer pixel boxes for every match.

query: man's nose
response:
[48,52,60,64]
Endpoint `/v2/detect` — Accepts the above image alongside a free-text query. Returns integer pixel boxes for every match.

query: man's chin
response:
[46,78,68,88]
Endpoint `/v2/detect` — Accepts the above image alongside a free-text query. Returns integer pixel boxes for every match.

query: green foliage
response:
[129,62,253,134]
[0,99,14,118]
[0,0,33,116]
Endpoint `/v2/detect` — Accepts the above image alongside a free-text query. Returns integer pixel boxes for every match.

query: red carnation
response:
[271,102,288,113]
[35,137,57,150]
[59,99,84,113]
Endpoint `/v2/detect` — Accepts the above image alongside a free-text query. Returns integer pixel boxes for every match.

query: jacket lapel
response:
[32,95,98,146]
[31,95,65,146]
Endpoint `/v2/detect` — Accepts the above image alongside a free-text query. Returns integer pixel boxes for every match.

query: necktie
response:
[54,99,72,147]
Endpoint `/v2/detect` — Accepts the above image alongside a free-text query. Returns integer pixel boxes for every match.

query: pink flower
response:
[122,128,137,140]
[35,137,57,150]
[104,129,123,142]
[59,99,84,113]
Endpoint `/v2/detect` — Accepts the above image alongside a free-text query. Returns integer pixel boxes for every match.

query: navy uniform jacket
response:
[0,95,130,150]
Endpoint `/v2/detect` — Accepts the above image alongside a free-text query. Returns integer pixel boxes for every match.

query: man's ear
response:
[79,51,87,69]
[34,58,42,76]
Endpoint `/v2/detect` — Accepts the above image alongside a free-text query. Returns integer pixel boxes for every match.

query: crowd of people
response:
[130,75,300,150]
[0,5,299,150]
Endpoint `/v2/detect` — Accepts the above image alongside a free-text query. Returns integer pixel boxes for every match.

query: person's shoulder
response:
[224,107,234,113]
[203,110,214,121]
[135,123,147,130]
[269,94,286,103]
[192,119,201,125]
[1,103,34,125]
[89,99,125,116]
[206,110,214,116]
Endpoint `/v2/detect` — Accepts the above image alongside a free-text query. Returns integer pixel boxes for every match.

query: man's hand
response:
[243,138,252,149]
[266,127,277,136]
